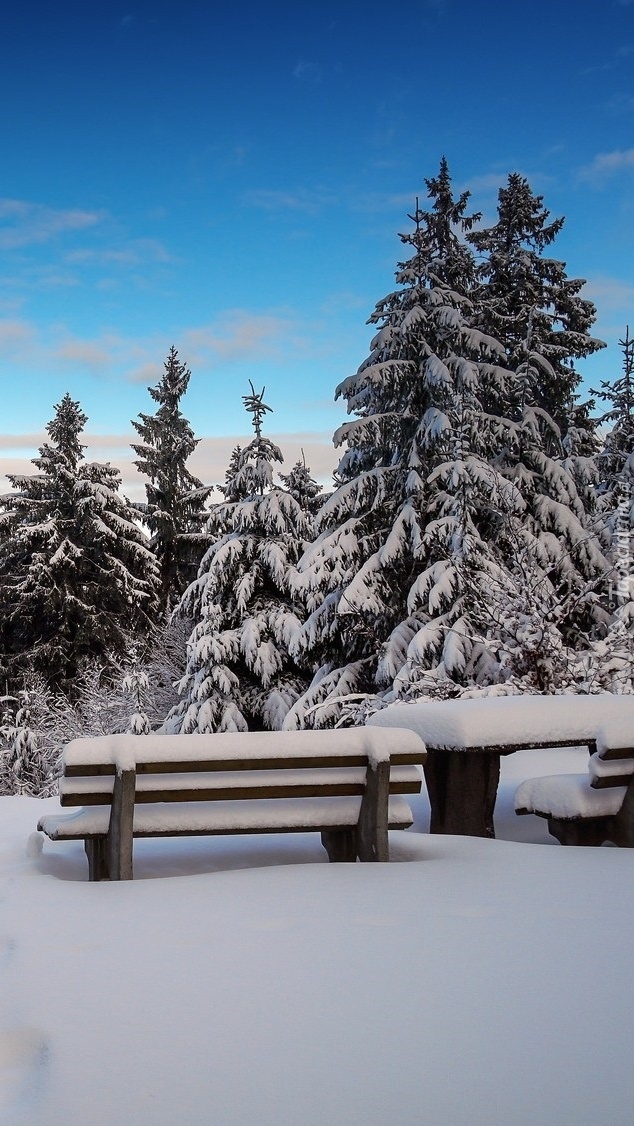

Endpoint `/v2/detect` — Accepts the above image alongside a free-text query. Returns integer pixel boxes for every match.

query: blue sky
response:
[1,0,633,496]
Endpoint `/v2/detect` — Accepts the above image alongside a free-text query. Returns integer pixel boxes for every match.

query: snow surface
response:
[3,744,634,1125]
[368,693,634,749]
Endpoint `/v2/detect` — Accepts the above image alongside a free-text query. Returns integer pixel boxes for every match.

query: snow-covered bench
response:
[515,722,634,845]
[37,729,427,880]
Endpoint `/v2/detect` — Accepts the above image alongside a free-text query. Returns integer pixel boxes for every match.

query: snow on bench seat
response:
[514,772,626,821]
[39,795,416,839]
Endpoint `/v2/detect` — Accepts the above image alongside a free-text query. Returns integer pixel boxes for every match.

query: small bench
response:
[37,728,427,879]
[515,722,634,845]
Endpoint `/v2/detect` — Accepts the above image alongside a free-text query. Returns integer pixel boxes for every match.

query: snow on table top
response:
[62,727,426,771]
[367,694,634,751]
[514,773,626,819]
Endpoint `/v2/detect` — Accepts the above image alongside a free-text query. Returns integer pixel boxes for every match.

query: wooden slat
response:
[597,746,634,761]
[590,774,634,790]
[60,775,422,807]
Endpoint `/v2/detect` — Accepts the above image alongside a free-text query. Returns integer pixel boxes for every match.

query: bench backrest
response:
[59,729,427,809]
[589,723,634,790]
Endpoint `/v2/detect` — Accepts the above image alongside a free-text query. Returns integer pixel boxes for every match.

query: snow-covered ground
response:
[2,744,634,1126]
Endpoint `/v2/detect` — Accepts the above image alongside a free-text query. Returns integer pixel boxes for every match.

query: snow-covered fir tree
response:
[469,173,604,435]
[594,327,634,520]
[593,327,634,619]
[284,161,611,727]
[131,346,210,613]
[279,454,324,515]
[284,160,520,724]
[169,385,316,732]
[121,652,152,735]
[0,394,159,694]
[0,691,56,797]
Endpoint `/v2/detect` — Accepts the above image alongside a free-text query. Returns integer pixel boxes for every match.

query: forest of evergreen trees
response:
[1,161,633,794]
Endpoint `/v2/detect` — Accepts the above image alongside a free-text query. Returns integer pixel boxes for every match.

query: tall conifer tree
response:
[131,346,210,613]
[0,395,159,693]
[285,162,611,726]
[170,386,314,733]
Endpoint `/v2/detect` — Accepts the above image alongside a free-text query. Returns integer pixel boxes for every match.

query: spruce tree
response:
[0,394,159,693]
[279,455,323,516]
[169,385,314,733]
[468,175,609,641]
[131,346,210,613]
[594,327,634,614]
[469,173,604,434]
[285,160,525,725]
[0,691,56,797]
[285,162,611,726]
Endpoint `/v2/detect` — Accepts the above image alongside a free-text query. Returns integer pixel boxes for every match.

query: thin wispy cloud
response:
[582,275,634,336]
[292,60,323,83]
[65,238,174,268]
[0,199,104,249]
[244,187,337,215]
[578,147,634,184]
[182,310,305,367]
[0,432,46,451]
[0,309,315,389]
[0,319,36,352]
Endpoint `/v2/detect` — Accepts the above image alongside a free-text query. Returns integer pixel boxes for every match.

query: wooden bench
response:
[515,722,634,845]
[37,728,427,879]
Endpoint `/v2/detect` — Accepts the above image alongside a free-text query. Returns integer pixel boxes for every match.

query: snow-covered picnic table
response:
[367,695,634,838]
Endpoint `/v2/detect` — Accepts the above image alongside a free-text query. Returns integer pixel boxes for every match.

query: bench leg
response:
[547,816,614,846]
[107,767,136,880]
[85,837,109,881]
[356,759,390,862]
[609,780,634,846]
[321,829,357,862]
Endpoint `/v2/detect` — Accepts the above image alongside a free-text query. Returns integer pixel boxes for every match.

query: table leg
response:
[424,750,500,838]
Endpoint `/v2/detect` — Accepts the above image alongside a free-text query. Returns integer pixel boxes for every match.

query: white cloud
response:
[0,319,36,352]
[128,361,164,386]
[578,148,634,185]
[583,274,634,315]
[0,431,45,451]
[181,310,304,366]
[64,238,173,268]
[0,310,310,385]
[54,340,112,368]
[0,199,104,249]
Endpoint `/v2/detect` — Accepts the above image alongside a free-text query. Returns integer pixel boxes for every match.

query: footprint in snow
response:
[0,1028,50,1123]
[0,938,16,969]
